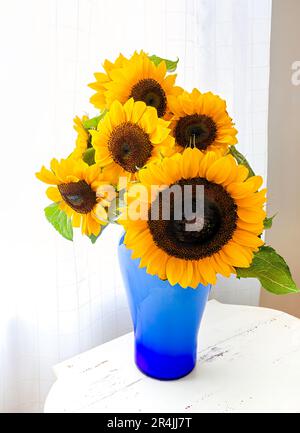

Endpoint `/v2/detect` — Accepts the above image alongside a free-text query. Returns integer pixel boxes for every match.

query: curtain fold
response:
[0,0,271,412]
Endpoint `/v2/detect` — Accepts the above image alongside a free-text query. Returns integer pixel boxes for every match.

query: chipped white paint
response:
[44,300,300,413]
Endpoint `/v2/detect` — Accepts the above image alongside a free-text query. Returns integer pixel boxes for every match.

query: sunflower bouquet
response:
[36,51,298,295]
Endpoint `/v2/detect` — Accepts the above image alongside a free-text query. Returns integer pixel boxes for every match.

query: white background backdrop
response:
[0,0,271,412]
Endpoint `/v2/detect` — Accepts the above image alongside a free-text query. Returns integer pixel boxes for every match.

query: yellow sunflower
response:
[71,115,93,160]
[89,51,182,118]
[89,53,128,110]
[36,158,111,236]
[168,89,238,153]
[120,148,266,288]
[91,98,175,183]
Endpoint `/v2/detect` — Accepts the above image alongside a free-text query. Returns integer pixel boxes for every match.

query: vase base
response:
[135,343,196,380]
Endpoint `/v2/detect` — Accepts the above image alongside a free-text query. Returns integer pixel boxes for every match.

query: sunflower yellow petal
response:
[109,100,125,126]
[233,229,264,249]
[131,100,147,123]
[124,97,135,121]
[198,151,219,177]
[46,187,62,202]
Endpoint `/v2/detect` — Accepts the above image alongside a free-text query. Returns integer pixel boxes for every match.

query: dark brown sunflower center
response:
[148,178,237,260]
[58,180,97,214]
[130,78,167,117]
[108,122,153,173]
[175,114,217,150]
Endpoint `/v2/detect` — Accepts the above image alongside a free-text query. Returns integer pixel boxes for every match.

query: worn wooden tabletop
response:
[44,300,300,413]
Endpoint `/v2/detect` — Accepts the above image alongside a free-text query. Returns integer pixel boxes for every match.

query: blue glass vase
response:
[118,235,211,380]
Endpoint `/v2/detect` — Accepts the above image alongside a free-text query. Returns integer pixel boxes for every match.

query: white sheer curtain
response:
[0,0,271,412]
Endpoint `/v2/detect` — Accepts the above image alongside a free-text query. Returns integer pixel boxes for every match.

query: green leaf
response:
[44,203,73,241]
[82,148,95,166]
[236,246,299,295]
[83,110,108,130]
[148,55,179,72]
[88,233,99,244]
[83,116,100,130]
[263,214,277,230]
[229,146,255,178]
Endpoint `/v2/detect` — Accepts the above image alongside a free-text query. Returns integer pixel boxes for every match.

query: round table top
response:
[44,300,300,413]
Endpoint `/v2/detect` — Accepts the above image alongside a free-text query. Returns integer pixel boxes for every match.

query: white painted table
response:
[44,300,300,413]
